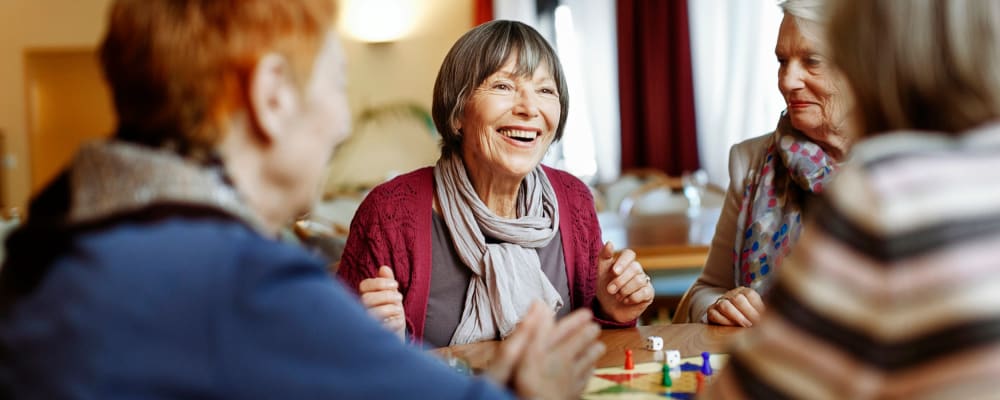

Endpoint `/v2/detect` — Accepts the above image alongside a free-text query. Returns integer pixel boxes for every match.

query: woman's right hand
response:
[485,303,605,400]
[706,286,765,327]
[358,266,406,340]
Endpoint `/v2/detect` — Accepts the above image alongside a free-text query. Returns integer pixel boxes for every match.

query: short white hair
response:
[778,0,829,47]
[779,0,827,25]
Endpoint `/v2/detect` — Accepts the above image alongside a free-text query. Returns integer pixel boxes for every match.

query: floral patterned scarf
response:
[733,113,839,294]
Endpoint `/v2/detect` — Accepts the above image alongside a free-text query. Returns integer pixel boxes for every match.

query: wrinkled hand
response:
[706,286,764,327]
[595,242,654,323]
[358,266,406,340]
[485,302,605,400]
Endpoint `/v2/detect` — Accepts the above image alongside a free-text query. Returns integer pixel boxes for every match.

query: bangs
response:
[476,23,560,85]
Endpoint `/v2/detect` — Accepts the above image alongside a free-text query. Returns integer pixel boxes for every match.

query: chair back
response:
[292,198,355,272]
[615,169,687,217]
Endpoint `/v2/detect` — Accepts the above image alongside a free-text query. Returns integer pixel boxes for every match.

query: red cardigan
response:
[337,166,633,343]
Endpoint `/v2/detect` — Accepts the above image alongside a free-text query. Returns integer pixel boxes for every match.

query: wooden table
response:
[599,208,721,271]
[434,323,744,371]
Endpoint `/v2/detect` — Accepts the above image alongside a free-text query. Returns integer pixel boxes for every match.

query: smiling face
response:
[775,14,853,159]
[457,55,561,184]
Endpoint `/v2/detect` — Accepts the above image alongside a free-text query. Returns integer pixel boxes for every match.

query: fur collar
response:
[66,141,265,232]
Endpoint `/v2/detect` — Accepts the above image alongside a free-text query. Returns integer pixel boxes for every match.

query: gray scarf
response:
[433,155,563,345]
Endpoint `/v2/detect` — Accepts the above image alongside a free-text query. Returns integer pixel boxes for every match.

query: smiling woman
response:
[457,57,561,212]
[674,0,855,326]
[773,5,853,160]
[337,20,654,348]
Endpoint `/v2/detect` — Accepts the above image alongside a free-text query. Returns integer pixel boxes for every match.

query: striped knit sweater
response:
[707,122,1000,399]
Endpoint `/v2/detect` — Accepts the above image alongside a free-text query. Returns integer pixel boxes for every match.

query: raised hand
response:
[358,266,406,339]
[595,241,654,323]
[706,286,765,327]
[485,302,605,400]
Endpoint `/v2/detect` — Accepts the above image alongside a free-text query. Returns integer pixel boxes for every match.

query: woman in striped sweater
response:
[708,0,1000,397]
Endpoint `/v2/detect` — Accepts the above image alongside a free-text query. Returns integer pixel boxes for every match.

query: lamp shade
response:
[341,0,416,43]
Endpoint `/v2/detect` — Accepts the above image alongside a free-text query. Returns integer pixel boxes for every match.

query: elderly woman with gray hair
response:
[674,0,854,326]
[338,20,653,347]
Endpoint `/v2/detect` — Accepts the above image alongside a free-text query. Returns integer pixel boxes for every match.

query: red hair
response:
[99,0,337,156]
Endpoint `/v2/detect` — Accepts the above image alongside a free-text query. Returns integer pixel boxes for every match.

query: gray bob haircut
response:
[431,20,569,158]
[828,0,1000,135]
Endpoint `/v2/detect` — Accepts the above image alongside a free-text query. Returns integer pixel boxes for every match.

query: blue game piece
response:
[700,352,713,375]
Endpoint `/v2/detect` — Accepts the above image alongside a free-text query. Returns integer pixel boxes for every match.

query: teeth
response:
[499,129,538,139]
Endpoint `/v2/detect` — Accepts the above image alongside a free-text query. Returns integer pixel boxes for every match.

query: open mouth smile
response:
[498,128,540,143]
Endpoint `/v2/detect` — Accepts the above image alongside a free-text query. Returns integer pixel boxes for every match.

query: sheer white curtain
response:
[688,0,786,186]
[552,0,619,184]
[494,0,538,27]
[495,0,619,185]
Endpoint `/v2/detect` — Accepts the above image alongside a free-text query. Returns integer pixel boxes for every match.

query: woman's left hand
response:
[595,241,655,323]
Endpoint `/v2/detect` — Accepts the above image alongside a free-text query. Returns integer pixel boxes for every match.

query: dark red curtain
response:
[617,0,700,175]
[474,0,494,25]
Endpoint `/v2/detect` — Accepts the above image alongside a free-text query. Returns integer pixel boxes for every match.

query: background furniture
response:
[596,169,725,322]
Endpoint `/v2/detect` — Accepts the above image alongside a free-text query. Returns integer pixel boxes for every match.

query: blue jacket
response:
[0,200,512,399]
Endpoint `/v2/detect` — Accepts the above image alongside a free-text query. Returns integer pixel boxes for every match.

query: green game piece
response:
[661,363,672,387]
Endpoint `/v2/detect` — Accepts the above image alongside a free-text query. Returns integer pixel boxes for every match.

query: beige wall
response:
[342,0,473,114]
[0,0,472,210]
[25,49,115,195]
[330,0,473,193]
[0,0,113,210]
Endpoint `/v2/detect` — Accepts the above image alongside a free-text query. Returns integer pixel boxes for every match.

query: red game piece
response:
[696,372,705,392]
[624,349,634,370]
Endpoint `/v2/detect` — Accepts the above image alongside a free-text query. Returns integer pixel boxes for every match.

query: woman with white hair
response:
[674,0,853,326]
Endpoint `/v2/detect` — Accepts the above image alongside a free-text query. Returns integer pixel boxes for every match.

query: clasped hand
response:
[706,286,765,327]
[484,303,605,400]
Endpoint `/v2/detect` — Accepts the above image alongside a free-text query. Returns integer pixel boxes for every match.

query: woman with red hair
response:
[0,1,602,398]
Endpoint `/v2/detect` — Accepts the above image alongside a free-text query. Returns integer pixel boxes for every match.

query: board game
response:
[582,353,728,399]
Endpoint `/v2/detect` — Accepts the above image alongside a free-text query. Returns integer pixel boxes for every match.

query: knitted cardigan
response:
[337,166,633,343]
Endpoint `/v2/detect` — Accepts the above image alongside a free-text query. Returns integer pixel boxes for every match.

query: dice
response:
[665,350,682,368]
[644,336,663,351]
